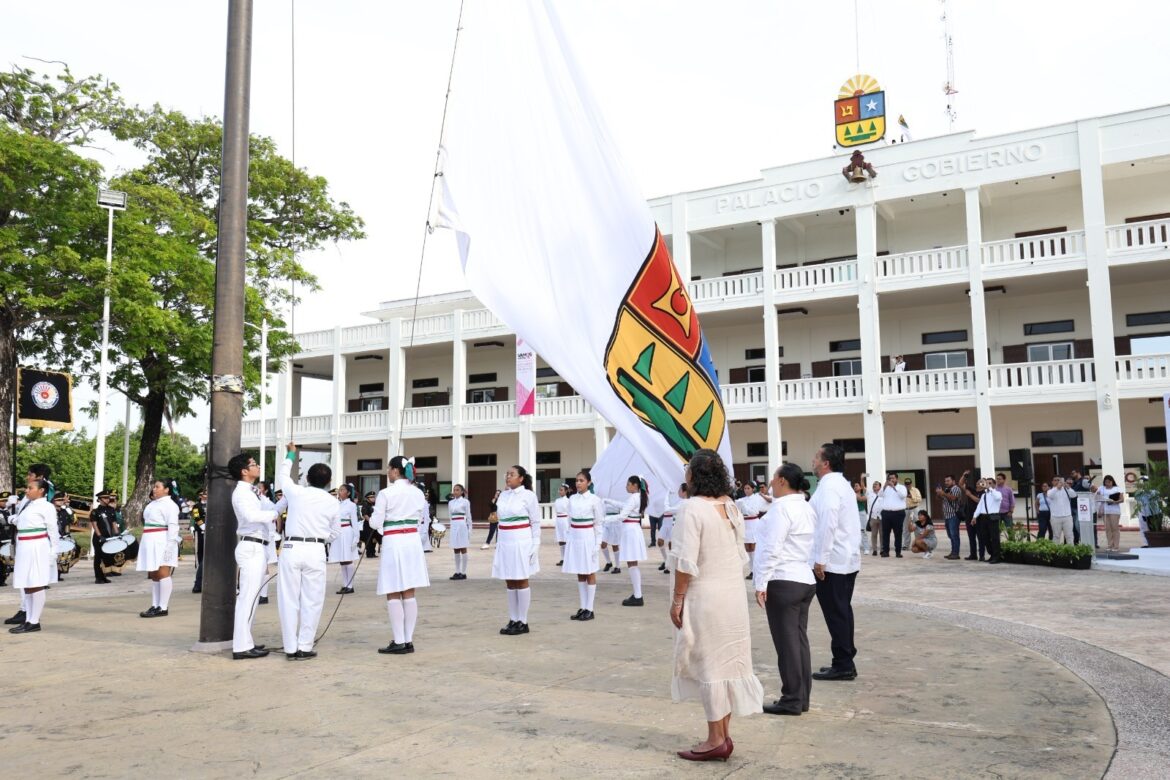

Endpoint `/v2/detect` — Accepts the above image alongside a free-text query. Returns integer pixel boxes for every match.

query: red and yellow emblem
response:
[604,229,725,461]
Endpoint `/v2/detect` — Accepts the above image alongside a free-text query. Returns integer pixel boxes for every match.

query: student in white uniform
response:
[553,482,571,566]
[137,478,181,618]
[735,481,768,580]
[447,484,472,580]
[564,469,605,621]
[373,456,432,654]
[276,443,343,660]
[656,482,686,575]
[606,476,649,607]
[227,453,280,659]
[419,487,435,553]
[600,496,622,574]
[8,478,56,634]
[331,484,360,594]
[492,464,541,635]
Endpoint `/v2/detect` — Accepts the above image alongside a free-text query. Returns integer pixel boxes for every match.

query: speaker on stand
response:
[1010,448,1033,540]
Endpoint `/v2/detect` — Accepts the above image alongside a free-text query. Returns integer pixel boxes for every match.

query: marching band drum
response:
[56,536,81,575]
[99,530,139,574]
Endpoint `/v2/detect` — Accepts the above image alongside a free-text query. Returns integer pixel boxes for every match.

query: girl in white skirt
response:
[607,476,649,607]
[374,457,431,655]
[492,465,541,636]
[447,484,471,580]
[137,478,181,618]
[600,504,622,574]
[735,481,769,579]
[331,483,360,594]
[564,469,605,621]
[8,478,56,634]
[657,482,687,575]
[553,482,571,566]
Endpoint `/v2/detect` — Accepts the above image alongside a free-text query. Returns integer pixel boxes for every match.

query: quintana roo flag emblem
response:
[604,228,726,462]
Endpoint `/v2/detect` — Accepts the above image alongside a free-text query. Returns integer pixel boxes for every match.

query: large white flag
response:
[438,0,733,494]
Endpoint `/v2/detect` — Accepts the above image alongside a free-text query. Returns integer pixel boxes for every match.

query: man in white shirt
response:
[965,478,1003,564]
[227,453,280,660]
[276,442,342,660]
[878,473,908,558]
[1046,476,1076,545]
[808,443,862,681]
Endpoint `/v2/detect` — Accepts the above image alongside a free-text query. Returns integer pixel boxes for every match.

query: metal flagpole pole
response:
[121,391,132,500]
[92,205,115,505]
[259,318,267,481]
[196,0,254,650]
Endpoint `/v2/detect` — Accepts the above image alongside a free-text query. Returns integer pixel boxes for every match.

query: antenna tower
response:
[941,0,958,130]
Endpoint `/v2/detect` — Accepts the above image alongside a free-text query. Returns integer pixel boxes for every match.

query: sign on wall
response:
[835,74,885,148]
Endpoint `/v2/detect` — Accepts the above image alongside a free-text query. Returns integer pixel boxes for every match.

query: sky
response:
[6,0,1169,445]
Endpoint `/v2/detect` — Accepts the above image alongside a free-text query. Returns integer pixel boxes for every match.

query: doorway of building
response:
[467,470,498,523]
[1032,452,1083,490]
[927,455,976,517]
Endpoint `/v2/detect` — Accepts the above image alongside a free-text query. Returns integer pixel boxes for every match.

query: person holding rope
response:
[228,454,280,660]
[276,443,342,661]
[373,456,431,654]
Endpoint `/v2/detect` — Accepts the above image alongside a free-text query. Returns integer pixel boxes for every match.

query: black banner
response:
[17,367,74,430]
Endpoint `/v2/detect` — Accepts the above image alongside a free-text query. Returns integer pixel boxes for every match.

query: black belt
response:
[238,535,269,546]
[286,536,326,544]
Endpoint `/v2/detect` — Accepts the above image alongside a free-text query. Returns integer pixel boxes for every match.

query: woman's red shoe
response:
[677,738,733,762]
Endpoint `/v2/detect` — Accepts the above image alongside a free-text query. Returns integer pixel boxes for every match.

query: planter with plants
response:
[1133,459,1170,548]
[1000,539,1095,569]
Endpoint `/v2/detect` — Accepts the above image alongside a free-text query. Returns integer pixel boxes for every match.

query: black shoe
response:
[578,610,595,621]
[232,647,270,660]
[141,608,168,618]
[286,649,316,660]
[258,596,270,604]
[818,666,833,673]
[5,610,27,625]
[987,558,1001,564]
[140,606,159,618]
[602,563,612,572]
[458,573,468,580]
[254,645,266,650]
[880,553,889,558]
[944,554,959,560]
[812,668,857,681]
[191,586,202,593]
[570,609,584,620]
[745,573,752,580]
[336,587,354,594]
[378,641,413,655]
[512,622,529,635]
[662,568,670,574]
[500,620,518,635]
[449,573,461,580]
[871,551,877,556]
[9,622,41,634]
[424,550,432,554]
[658,562,666,571]
[622,595,644,607]
[895,553,903,558]
[96,578,112,584]
[763,701,801,716]
[965,555,977,561]
[612,567,621,574]
[556,560,563,566]
[108,571,121,576]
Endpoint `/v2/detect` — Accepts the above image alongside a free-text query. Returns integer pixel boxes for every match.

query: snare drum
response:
[0,540,13,567]
[56,536,81,574]
[99,531,139,573]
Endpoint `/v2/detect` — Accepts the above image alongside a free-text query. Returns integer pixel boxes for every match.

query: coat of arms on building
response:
[835,74,885,147]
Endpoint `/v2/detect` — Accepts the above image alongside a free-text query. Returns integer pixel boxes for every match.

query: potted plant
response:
[1133,459,1170,548]
[1000,538,1095,569]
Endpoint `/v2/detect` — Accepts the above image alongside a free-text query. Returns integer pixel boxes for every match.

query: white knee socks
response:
[151,581,161,608]
[28,590,46,624]
[577,582,588,610]
[657,544,667,562]
[455,552,467,575]
[602,547,612,564]
[21,593,30,613]
[517,587,531,623]
[629,566,642,598]
[387,599,405,643]
[586,583,596,611]
[158,578,173,610]
[260,576,270,598]
[403,597,418,642]
[507,588,519,621]
[341,563,355,588]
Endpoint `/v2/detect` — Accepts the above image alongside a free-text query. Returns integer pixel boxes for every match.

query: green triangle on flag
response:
[633,343,655,383]
[844,126,853,138]
[664,372,690,413]
[693,401,715,440]
[869,121,876,131]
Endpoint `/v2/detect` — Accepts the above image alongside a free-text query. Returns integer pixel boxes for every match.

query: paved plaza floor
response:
[2,530,1166,779]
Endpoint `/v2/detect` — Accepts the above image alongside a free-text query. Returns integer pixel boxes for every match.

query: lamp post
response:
[92,189,127,505]
[245,318,269,480]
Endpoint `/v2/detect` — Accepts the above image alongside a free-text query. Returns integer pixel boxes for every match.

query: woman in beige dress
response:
[670,449,764,762]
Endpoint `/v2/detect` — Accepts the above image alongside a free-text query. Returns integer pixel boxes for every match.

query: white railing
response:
[341,322,391,347]
[721,382,766,408]
[1105,218,1170,256]
[981,230,1085,268]
[402,406,451,428]
[777,376,863,404]
[291,414,331,437]
[535,395,593,419]
[687,271,763,305]
[878,246,967,279]
[400,314,454,341]
[462,308,504,332]
[241,418,275,439]
[988,359,1096,392]
[341,410,388,434]
[1116,352,1170,385]
[775,258,858,292]
[463,400,516,425]
[879,367,976,398]
[296,329,333,352]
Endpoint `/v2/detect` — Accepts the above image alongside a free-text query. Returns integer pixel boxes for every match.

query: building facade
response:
[244,105,1170,521]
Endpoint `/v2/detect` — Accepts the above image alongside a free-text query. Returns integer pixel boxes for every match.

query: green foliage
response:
[0,63,131,146]
[1132,459,1168,532]
[1000,538,1095,563]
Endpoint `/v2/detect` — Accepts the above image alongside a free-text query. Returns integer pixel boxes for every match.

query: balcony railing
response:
[775,258,857,293]
[777,376,863,405]
[1116,352,1170,386]
[402,405,451,429]
[721,382,766,409]
[988,359,1096,392]
[879,367,976,397]
[240,418,276,439]
[462,309,504,332]
[341,322,391,347]
[296,329,333,352]
[463,400,517,426]
[878,246,968,280]
[1105,218,1170,258]
[535,395,594,419]
[341,410,388,434]
[981,230,1085,269]
[291,414,331,437]
[400,314,454,342]
[687,271,763,306]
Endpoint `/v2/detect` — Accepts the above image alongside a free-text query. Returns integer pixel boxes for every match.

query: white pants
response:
[1051,515,1074,545]
[277,541,327,654]
[233,540,267,653]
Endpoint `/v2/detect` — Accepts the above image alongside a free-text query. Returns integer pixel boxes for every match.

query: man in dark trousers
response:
[361,490,379,558]
[809,443,862,681]
[89,490,119,584]
[190,488,207,593]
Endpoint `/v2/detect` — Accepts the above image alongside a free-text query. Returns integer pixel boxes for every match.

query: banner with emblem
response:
[516,338,536,416]
[835,74,885,147]
[17,367,74,430]
[436,0,733,494]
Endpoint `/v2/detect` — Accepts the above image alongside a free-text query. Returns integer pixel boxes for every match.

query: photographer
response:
[934,475,963,560]
[965,478,1002,564]
[878,473,907,558]
[1046,477,1076,545]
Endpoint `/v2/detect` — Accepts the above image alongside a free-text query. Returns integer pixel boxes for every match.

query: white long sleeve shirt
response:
[754,494,816,591]
[554,496,570,521]
[568,491,606,542]
[447,496,471,522]
[371,478,428,535]
[662,492,680,520]
[972,489,1002,518]
[232,481,278,539]
[878,483,908,511]
[735,492,768,519]
[277,455,341,542]
[338,498,359,529]
[809,471,861,574]
[143,496,180,548]
[1046,486,1074,518]
[494,486,541,544]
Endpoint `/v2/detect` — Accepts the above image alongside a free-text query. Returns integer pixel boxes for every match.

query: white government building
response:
[243,104,1170,522]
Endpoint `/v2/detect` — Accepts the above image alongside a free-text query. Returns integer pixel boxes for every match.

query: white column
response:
[965,187,996,477]
[856,203,886,478]
[593,415,610,462]
[450,310,467,486]
[451,434,467,489]
[386,317,405,459]
[329,327,346,487]
[760,218,783,469]
[1077,120,1124,479]
[671,194,691,282]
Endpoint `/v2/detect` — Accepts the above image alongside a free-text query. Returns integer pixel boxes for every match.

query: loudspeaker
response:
[1009,449,1033,481]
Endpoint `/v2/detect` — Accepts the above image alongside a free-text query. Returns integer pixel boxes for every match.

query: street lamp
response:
[92,189,127,506]
[245,318,269,480]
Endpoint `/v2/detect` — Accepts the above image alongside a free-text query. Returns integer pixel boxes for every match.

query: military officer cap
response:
[0,491,10,500]
[364,491,377,498]
[97,489,115,499]
[328,488,338,496]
